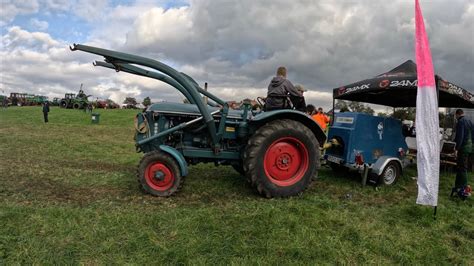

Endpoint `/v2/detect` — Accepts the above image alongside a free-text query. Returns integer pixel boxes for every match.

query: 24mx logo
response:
[390,80,417,87]
[345,84,370,93]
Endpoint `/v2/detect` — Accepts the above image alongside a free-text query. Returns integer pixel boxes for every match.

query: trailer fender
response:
[159,145,189,176]
[371,156,402,176]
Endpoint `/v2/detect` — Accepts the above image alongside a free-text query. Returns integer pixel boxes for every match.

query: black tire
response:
[73,103,81,109]
[231,162,245,176]
[137,151,184,197]
[60,100,68,108]
[243,119,319,198]
[380,161,400,185]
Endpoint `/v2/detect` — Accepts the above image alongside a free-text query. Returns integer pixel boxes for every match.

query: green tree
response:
[142,97,152,107]
[391,107,415,121]
[336,100,374,115]
[123,97,138,106]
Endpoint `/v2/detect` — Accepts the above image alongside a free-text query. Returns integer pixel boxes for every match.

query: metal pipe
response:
[71,44,220,147]
[137,109,221,146]
[181,72,226,106]
[94,61,195,104]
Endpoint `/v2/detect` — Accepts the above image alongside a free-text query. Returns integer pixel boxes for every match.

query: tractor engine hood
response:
[147,102,245,119]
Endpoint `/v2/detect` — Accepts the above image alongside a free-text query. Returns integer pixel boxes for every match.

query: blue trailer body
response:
[325,112,408,184]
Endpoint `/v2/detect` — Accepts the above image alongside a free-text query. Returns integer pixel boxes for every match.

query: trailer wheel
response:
[137,151,183,197]
[244,119,319,198]
[380,161,400,185]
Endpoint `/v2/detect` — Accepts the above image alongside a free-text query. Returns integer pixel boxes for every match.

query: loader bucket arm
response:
[95,61,220,107]
[94,61,196,104]
[70,43,222,147]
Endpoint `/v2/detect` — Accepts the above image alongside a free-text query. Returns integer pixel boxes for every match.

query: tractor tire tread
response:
[243,119,319,198]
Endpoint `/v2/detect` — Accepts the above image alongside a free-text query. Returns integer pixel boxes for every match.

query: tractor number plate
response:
[327,155,343,164]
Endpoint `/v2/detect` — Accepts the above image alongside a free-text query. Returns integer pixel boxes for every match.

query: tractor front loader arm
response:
[94,61,196,104]
[70,43,222,148]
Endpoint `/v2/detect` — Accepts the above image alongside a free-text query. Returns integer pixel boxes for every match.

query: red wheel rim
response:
[144,162,175,191]
[263,137,309,186]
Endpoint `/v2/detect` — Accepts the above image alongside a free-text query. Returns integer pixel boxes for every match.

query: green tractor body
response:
[60,92,90,109]
[71,44,326,198]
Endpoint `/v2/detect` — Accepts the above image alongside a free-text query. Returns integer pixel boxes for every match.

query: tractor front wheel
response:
[137,151,184,197]
[243,119,319,198]
[73,103,81,109]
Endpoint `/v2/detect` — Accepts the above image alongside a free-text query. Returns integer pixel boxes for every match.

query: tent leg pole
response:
[332,98,335,126]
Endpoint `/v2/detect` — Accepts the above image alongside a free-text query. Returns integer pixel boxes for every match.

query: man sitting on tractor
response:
[265,66,306,112]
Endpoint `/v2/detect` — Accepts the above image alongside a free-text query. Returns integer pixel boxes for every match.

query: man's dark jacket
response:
[266,76,304,111]
[454,115,472,151]
[43,103,50,113]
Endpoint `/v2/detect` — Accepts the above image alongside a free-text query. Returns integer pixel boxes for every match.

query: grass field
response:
[0,106,473,264]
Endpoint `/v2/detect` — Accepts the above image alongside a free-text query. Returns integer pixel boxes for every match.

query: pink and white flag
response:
[415,0,440,206]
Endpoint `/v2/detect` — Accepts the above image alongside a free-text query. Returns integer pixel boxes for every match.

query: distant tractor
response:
[51,97,61,106]
[94,99,108,108]
[9,93,26,106]
[71,44,327,198]
[60,85,91,109]
[28,94,48,105]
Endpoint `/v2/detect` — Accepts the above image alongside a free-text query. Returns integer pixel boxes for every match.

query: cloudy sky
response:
[1,0,473,108]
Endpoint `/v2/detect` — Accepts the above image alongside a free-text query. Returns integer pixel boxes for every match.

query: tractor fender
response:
[250,110,327,146]
[371,156,402,176]
[159,145,189,176]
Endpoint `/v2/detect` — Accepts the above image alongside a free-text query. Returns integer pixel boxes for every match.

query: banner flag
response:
[415,0,440,206]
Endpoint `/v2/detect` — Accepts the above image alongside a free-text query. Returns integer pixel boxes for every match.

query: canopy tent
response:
[333,60,474,108]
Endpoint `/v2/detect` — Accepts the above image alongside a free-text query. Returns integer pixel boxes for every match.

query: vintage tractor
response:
[60,91,90,109]
[71,44,326,198]
[51,97,61,106]
[9,93,27,106]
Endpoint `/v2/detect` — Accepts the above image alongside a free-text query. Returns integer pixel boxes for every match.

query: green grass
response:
[0,106,472,264]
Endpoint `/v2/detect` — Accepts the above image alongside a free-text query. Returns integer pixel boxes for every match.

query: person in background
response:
[452,109,472,199]
[265,66,305,112]
[42,101,50,123]
[312,107,331,132]
[294,85,308,112]
[2,96,7,109]
[306,104,316,116]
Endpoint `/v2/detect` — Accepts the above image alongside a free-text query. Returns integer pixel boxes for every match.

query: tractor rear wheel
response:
[137,151,184,197]
[60,100,68,108]
[243,119,319,198]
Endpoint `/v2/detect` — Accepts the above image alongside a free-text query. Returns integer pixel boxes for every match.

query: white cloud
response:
[2,26,58,51]
[1,1,472,109]
[0,26,153,103]
[0,0,39,26]
[29,18,49,31]
[73,0,109,22]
